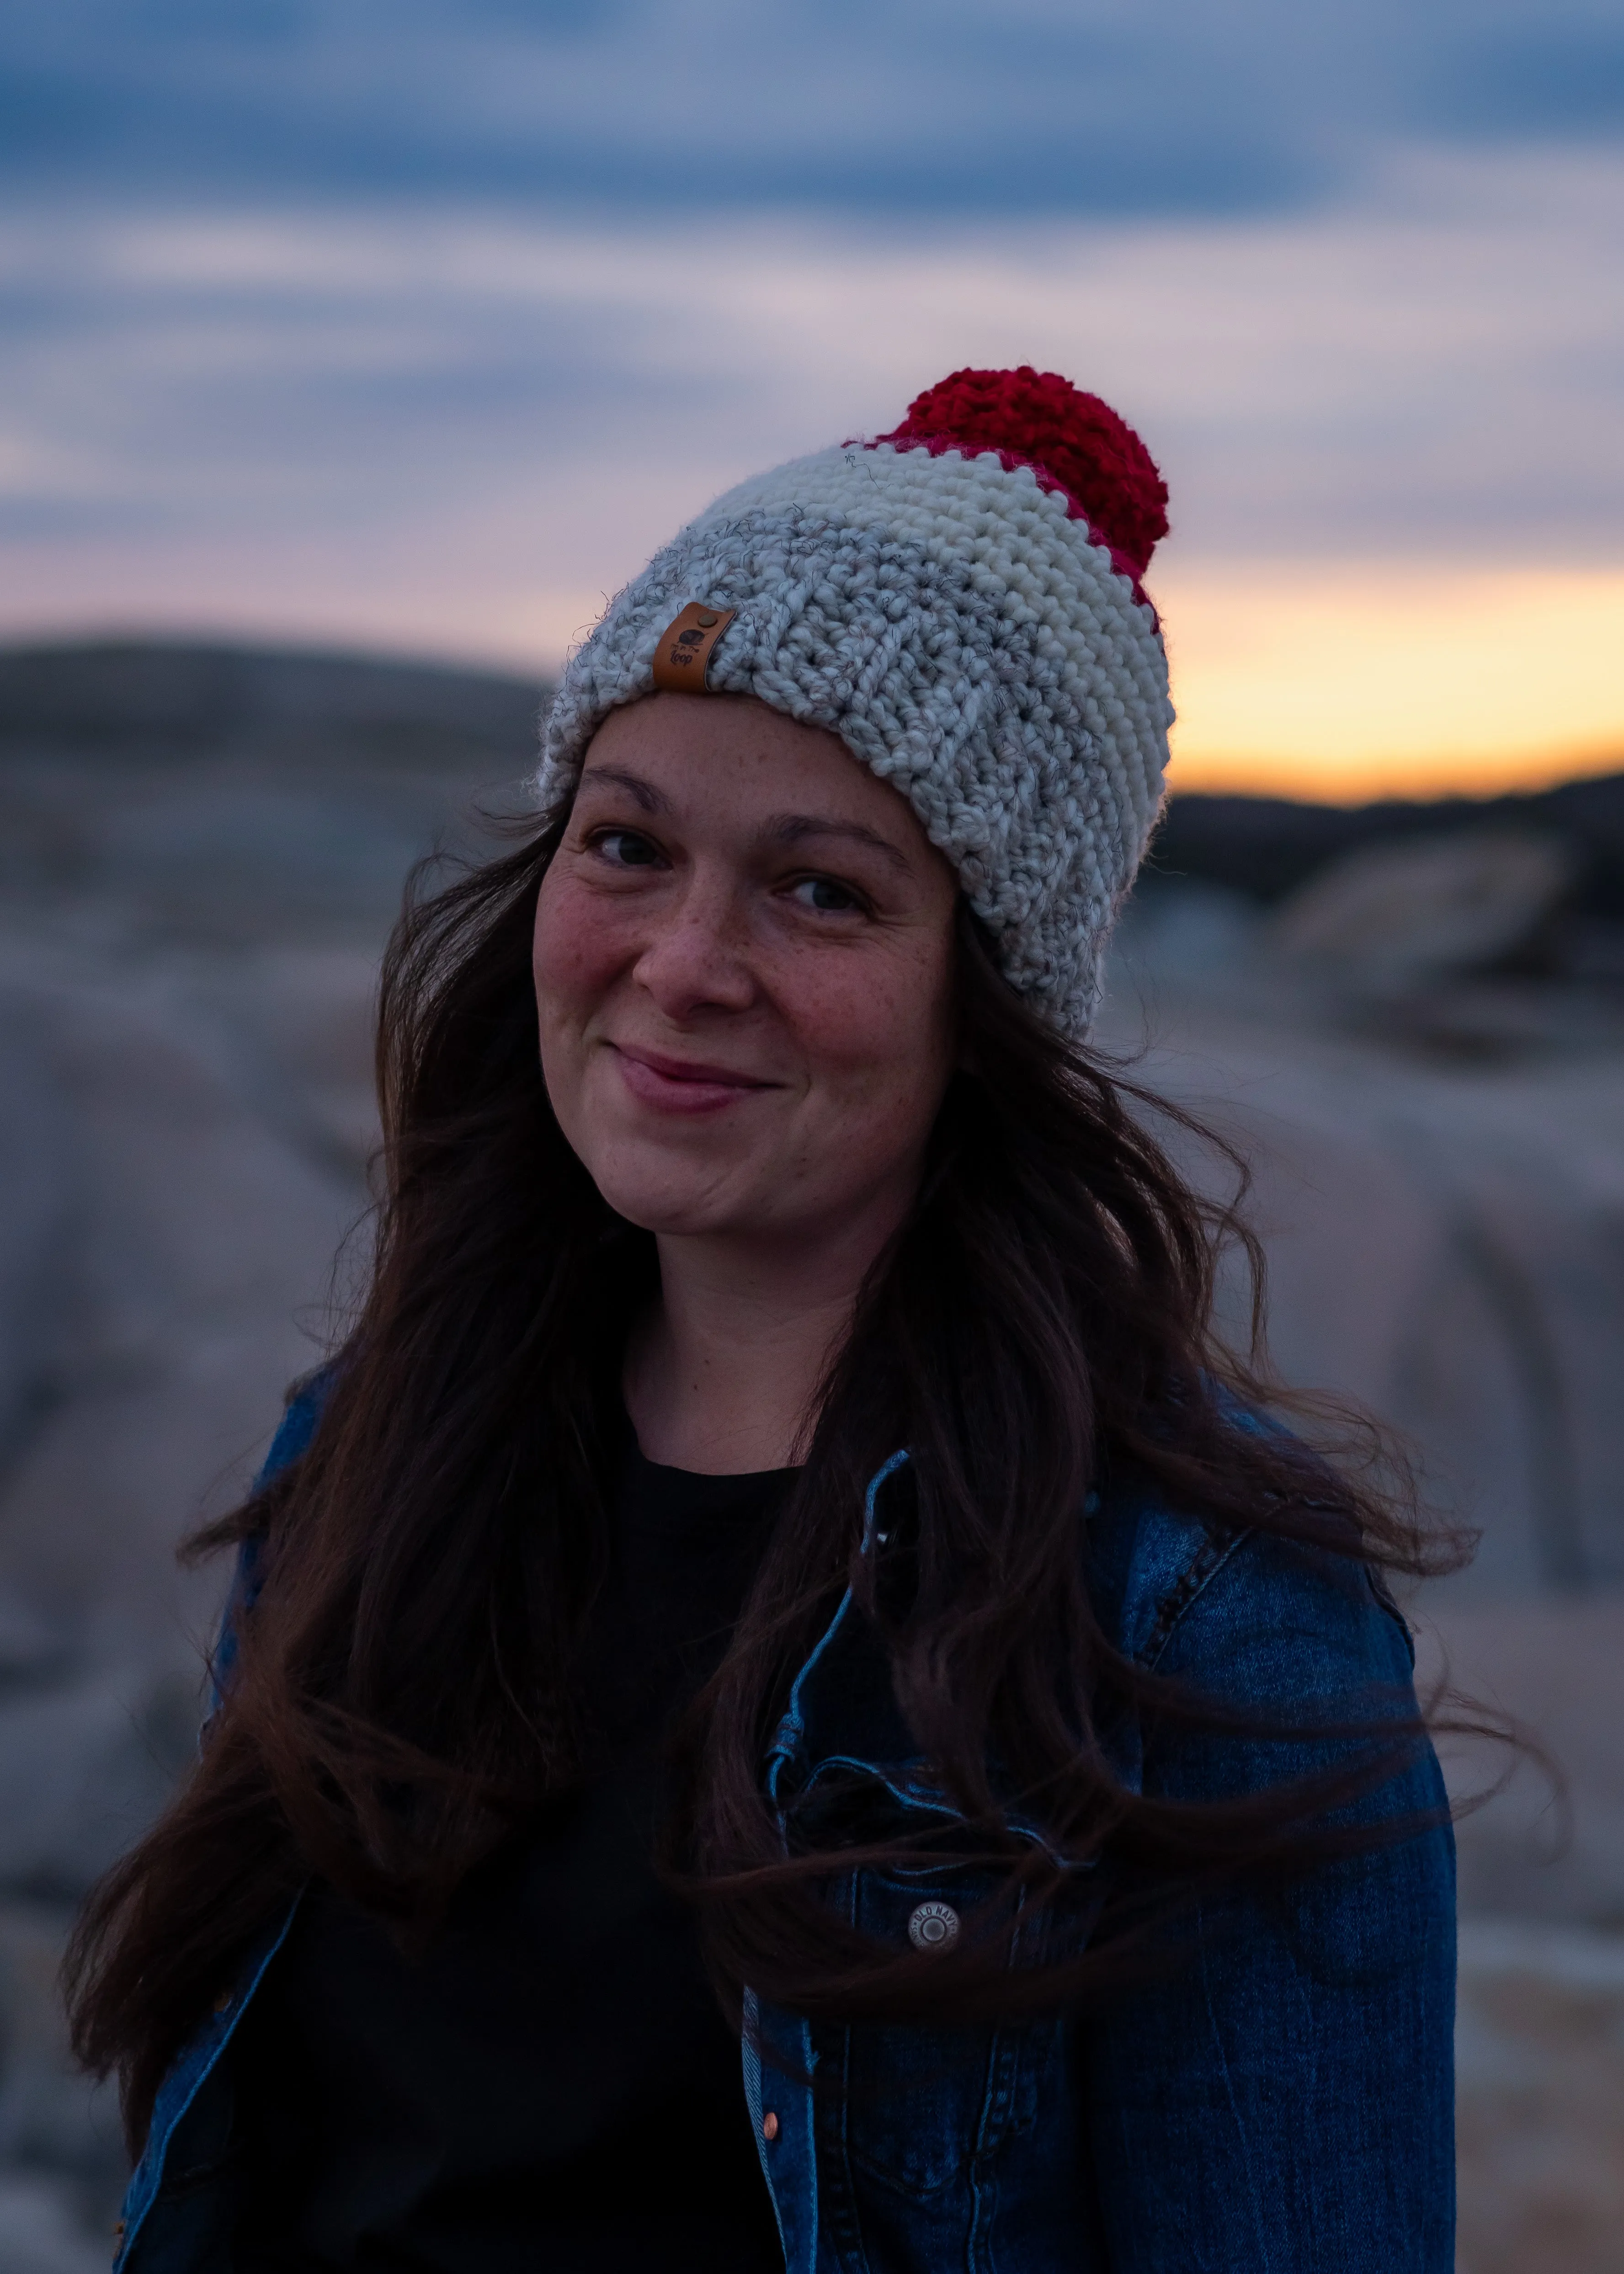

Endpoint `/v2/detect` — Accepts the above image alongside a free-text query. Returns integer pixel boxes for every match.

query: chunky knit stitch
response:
[538,367,1173,1037]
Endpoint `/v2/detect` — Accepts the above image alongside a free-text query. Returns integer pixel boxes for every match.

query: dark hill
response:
[0,639,548,767]
[1152,772,1624,922]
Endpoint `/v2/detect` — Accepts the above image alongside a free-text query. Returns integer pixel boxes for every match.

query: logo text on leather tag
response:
[651,602,736,694]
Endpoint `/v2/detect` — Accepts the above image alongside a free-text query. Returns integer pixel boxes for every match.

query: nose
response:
[631,870,757,1022]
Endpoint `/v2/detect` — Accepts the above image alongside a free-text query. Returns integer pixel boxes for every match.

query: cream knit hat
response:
[538,367,1173,1037]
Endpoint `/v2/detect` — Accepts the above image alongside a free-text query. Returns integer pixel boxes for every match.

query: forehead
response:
[581,694,924,836]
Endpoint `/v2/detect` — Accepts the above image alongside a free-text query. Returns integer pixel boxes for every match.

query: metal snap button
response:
[762,2110,780,2141]
[695,609,719,627]
[907,1900,960,1951]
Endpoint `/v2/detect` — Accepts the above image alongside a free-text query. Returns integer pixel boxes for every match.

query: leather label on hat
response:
[651,602,736,694]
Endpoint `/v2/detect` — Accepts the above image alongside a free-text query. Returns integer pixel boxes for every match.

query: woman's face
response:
[533,693,958,1254]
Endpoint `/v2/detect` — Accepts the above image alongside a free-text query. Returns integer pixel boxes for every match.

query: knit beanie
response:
[538,367,1173,1037]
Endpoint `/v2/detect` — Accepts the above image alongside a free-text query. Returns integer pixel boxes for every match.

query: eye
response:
[790,875,864,915]
[592,828,663,869]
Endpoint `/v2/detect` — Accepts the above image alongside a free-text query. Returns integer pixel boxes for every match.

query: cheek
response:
[787,941,954,1124]
[531,876,642,1148]
[532,873,629,1025]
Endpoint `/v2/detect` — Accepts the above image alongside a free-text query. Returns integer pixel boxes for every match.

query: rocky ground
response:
[1,641,1621,2269]
[1109,835,1624,2272]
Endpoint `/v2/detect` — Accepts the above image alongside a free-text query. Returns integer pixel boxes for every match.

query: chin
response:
[588,1164,754,1242]
[608,1200,757,1242]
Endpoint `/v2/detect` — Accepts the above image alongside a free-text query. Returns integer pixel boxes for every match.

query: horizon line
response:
[2,622,1619,814]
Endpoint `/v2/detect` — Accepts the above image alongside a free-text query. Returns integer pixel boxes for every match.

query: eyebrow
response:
[763,815,911,873]
[574,768,912,873]
[575,764,671,813]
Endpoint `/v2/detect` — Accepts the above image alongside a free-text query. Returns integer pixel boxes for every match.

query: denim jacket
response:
[116,1381,1455,2273]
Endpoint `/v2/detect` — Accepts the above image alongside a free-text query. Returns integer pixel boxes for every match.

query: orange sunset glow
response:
[1157,563,1624,802]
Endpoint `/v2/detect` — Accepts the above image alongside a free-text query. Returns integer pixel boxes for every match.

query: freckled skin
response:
[532,692,959,1260]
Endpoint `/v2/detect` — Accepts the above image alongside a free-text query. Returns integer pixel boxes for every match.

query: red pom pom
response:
[874,366,1169,583]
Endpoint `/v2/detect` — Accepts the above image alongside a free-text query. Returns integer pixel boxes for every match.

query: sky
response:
[2,0,1622,800]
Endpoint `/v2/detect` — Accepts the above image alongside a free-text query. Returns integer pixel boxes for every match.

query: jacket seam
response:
[816,1883,870,2274]
[764,1451,909,1805]
[1133,1524,1255,1671]
[117,1890,305,2270]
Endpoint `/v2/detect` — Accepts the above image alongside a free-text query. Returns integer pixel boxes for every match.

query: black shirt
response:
[232,1436,793,2272]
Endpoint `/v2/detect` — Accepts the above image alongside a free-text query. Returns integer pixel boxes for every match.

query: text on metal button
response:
[907,1900,960,1951]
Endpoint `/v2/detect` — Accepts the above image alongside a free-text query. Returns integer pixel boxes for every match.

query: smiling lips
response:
[611,1044,781,1115]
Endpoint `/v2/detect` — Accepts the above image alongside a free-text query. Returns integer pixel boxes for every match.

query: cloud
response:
[1422,23,1624,137]
[1,4,1618,798]
[1,0,1619,220]
[1,151,1617,581]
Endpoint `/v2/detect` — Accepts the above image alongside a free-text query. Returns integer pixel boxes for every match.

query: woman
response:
[70,367,1457,2273]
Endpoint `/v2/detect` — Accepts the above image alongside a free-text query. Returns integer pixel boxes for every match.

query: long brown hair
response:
[67,820,1464,2146]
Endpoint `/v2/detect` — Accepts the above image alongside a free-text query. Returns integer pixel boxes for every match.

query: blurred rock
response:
[1104,878,1261,996]
[0,642,544,951]
[0,1905,122,2201]
[187,945,384,1176]
[0,1008,71,1474]
[1152,770,1624,938]
[1352,979,1624,1065]
[1457,1917,1624,2274]
[1097,996,1624,1601]
[0,640,543,766]
[0,956,365,1660]
[0,1677,199,1904]
[0,1606,67,1706]
[1419,1598,1624,1930]
[0,2175,111,2274]
[1272,830,1574,985]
